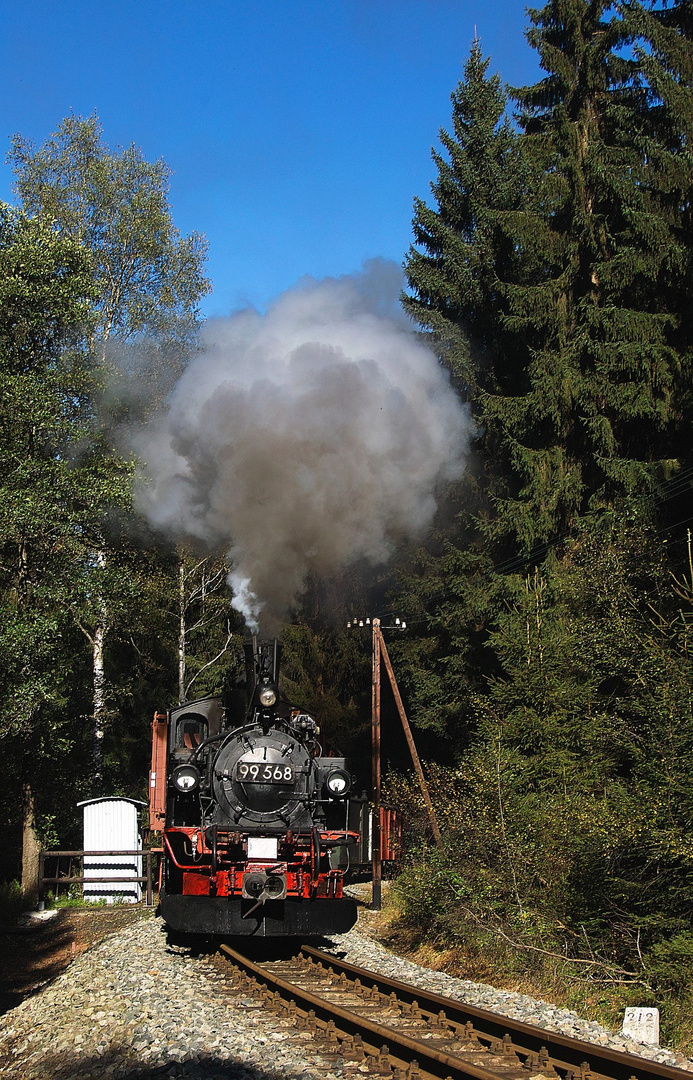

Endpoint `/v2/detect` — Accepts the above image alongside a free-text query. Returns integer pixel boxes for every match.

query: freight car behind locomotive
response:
[149,639,359,939]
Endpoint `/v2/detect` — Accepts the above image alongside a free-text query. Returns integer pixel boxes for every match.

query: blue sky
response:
[0,1,540,317]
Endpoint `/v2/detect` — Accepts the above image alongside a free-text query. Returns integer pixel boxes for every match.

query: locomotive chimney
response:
[244,637,282,693]
[244,637,282,727]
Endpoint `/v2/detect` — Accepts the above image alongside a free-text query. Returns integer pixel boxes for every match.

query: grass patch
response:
[377,887,693,1056]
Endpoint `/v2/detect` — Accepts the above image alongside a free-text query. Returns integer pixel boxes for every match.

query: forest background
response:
[2,0,693,1048]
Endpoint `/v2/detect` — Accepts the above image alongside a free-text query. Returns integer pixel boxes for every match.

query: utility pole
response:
[349,613,443,912]
[371,618,382,910]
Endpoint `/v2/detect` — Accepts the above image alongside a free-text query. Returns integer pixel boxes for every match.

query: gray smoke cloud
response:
[134,260,472,632]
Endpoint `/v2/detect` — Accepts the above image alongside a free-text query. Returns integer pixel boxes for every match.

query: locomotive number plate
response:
[236,762,295,784]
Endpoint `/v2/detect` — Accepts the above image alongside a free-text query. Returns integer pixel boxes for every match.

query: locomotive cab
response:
[151,638,359,939]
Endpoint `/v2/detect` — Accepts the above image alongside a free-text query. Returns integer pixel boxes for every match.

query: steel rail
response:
[301,946,688,1080]
[220,942,525,1080]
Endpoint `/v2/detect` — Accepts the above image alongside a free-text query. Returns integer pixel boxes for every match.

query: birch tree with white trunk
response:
[9,115,210,787]
[175,551,238,704]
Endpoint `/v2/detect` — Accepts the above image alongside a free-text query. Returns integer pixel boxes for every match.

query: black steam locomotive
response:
[149,639,359,938]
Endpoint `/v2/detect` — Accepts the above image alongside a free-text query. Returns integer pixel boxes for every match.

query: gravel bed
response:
[2,900,692,1079]
[0,911,342,1080]
[329,892,693,1073]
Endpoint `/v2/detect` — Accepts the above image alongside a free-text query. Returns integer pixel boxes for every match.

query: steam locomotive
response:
[149,639,359,938]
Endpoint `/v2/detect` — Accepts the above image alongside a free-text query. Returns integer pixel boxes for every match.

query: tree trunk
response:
[92,622,106,790]
[21,781,41,903]
[90,547,109,792]
[17,542,39,902]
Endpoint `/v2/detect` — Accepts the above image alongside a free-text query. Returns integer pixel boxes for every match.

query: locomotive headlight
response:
[172,764,200,793]
[325,769,351,798]
[259,684,277,707]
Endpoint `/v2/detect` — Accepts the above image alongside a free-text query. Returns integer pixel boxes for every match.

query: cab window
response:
[177,717,207,749]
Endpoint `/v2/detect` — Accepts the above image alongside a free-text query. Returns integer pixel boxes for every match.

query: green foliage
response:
[2,113,217,831]
[0,880,27,921]
[403,39,526,396]
[388,510,693,1042]
[392,535,506,738]
[281,620,370,755]
[395,12,693,1027]
[0,203,119,857]
[648,933,693,995]
[9,114,210,359]
[50,894,108,909]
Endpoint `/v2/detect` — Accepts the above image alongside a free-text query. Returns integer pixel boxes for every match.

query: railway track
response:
[219,942,689,1080]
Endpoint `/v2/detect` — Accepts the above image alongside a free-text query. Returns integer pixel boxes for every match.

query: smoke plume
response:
[134,261,472,631]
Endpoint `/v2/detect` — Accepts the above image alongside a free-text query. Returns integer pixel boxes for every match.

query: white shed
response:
[78,797,145,904]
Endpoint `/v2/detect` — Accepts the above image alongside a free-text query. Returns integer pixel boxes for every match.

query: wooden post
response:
[38,849,45,911]
[377,627,443,848]
[145,850,152,906]
[371,618,382,911]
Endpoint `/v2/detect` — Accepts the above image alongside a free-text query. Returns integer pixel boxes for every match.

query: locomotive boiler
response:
[149,639,359,939]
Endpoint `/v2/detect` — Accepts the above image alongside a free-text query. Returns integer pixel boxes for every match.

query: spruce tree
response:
[397,41,533,742]
[397,2,693,738]
[393,4,693,1003]
[403,40,526,399]
[482,0,686,549]
[619,0,693,460]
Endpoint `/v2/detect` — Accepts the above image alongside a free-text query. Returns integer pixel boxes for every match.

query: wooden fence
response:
[38,849,162,908]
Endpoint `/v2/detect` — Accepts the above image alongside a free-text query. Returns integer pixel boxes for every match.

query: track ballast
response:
[220,943,690,1080]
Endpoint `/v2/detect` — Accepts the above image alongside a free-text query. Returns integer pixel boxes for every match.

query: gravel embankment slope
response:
[0,911,334,1080]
